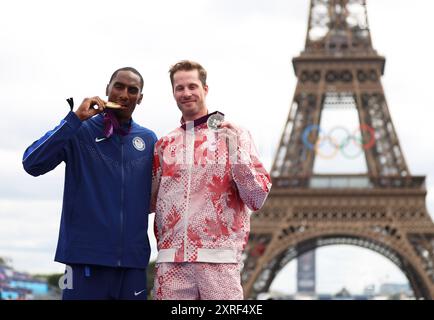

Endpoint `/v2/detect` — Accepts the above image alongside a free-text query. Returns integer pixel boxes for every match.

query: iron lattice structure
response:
[242,0,434,299]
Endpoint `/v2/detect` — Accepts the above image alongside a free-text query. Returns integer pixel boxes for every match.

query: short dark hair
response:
[169,60,207,88]
[109,67,144,91]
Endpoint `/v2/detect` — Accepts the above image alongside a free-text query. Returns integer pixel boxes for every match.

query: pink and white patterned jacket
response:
[151,113,272,264]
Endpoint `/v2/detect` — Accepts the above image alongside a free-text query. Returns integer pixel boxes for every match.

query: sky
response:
[1,0,433,295]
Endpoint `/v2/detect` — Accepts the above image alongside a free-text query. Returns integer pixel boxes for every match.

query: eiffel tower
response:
[242,0,434,299]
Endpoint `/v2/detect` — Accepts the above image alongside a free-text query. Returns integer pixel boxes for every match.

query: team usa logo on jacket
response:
[132,137,146,151]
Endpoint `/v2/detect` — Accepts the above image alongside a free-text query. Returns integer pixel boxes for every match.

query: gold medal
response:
[105,101,122,109]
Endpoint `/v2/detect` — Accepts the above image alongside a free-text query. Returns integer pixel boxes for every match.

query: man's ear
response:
[204,84,209,95]
[137,93,143,105]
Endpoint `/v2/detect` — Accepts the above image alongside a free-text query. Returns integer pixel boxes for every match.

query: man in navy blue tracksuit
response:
[22,67,157,300]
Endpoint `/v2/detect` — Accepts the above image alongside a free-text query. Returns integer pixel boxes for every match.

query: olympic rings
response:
[302,124,376,159]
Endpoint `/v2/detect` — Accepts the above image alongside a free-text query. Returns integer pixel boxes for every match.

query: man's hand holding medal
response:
[207,112,242,164]
[74,98,124,122]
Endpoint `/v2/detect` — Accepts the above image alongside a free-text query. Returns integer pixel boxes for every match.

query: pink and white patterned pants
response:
[153,262,244,300]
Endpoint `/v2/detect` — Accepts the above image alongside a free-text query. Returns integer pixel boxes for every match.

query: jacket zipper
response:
[183,125,195,261]
[118,138,125,266]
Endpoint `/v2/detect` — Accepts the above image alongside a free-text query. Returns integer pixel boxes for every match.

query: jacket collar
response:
[180,111,225,130]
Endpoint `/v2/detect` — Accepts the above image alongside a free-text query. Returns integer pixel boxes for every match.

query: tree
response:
[147,260,156,299]
[46,273,64,288]
[0,257,11,266]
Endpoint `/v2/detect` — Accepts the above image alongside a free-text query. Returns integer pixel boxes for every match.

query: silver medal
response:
[207,113,224,131]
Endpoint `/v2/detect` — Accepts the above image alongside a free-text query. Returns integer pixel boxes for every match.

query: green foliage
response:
[147,260,156,299]
[31,273,63,288]
[46,273,63,288]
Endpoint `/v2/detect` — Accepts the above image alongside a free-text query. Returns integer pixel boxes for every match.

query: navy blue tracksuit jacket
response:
[23,111,157,269]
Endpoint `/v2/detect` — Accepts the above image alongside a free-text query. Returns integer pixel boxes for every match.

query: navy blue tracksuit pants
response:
[61,264,147,300]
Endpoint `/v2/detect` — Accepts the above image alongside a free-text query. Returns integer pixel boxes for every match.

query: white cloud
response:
[0,149,64,200]
[0,199,62,273]
[270,245,409,295]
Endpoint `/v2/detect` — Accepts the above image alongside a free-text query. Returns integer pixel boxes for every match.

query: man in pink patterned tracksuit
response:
[151,60,272,300]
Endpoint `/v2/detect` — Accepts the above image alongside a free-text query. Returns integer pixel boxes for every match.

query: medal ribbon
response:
[103,109,131,138]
